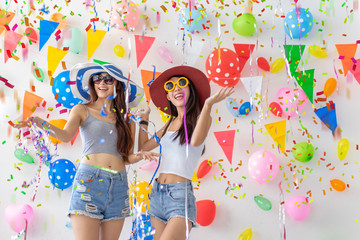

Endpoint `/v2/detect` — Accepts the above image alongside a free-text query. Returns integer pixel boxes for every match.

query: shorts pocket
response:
[75,172,96,182]
[168,189,186,202]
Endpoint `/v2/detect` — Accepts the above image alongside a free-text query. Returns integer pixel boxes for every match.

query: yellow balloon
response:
[129,181,152,212]
[270,58,285,73]
[48,119,67,145]
[309,45,328,58]
[192,172,198,183]
[338,138,350,160]
[114,45,125,57]
[238,228,252,240]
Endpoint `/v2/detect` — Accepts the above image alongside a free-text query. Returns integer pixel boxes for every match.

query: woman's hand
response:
[205,86,235,107]
[136,150,161,161]
[13,116,42,129]
[134,105,151,120]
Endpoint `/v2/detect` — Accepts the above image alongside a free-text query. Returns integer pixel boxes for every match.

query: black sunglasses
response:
[92,74,115,85]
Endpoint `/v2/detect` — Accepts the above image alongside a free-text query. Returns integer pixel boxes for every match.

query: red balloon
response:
[269,102,283,117]
[196,200,216,226]
[257,57,270,71]
[205,48,241,87]
[197,159,212,179]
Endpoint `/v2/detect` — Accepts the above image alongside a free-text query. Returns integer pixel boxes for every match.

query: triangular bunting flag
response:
[233,44,255,73]
[265,120,287,153]
[135,35,155,68]
[4,31,23,63]
[315,103,337,134]
[335,44,357,76]
[284,45,305,74]
[214,130,235,164]
[0,9,15,34]
[47,46,68,79]
[22,91,43,121]
[240,76,263,107]
[140,69,162,103]
[293,69,314,103]
[87,29,106,60]
[39,20,59,51]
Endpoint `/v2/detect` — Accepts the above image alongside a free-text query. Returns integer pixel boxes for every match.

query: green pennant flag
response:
[284,45,306,74]
[293,69,314,104]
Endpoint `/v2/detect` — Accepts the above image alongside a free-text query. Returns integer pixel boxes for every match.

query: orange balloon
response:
[330,179,346,192]
[48,119,67,145]
[49,13,67,29]
[324,78,337,97]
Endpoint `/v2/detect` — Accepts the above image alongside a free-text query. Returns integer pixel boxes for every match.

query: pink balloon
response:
[111,1,140,31]
[139,160,158,171]
[285,196,311,221]
[4,204,34,234]
[248,150,279,184]
[158,46,173,63]
[276,87,307,117]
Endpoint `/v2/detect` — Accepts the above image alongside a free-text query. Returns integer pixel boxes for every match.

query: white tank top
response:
[159,131,205,180]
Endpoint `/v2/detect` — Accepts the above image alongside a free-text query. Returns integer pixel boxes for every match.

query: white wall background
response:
[1,0,360,239]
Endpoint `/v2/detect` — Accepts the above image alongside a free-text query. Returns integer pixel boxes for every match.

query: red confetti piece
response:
[60,109,67,114]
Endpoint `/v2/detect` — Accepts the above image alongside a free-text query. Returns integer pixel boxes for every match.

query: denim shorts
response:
[67,163,130,222]
[148,180,197,226]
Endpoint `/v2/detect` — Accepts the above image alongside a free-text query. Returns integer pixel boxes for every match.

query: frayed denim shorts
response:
[148,180,197,226]
[67,163,130,222]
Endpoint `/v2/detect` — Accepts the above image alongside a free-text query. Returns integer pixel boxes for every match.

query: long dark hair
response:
[87,75,133,162]
[163,76,201,145]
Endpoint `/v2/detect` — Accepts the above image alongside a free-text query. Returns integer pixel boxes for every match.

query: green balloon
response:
[232,13,257,37]
[33,67,45,82]
[254,196,272,211]
[14,148,34,164]
[292,142,314,162]
[63,28,84,54]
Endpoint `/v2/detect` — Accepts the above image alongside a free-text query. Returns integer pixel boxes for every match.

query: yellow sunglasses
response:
[164,77,189,92]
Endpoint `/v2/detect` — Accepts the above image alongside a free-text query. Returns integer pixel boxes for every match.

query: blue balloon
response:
[180,8,207,33]
[284,8,313,39]
[226,98,240,118]
[239,101,251,116]
[52,70,83,109]
[48,159,76,190]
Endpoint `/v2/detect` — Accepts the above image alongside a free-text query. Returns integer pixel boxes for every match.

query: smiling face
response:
[166,76,190,109]
[92,72,116,99]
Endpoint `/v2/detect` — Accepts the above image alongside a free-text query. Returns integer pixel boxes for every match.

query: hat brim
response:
[69,62,144,108]
[149,66,210,115]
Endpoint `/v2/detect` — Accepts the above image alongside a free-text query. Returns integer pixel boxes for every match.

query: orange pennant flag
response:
[335,44,357,76]
[140,69,162,104]
[22,91,43,121]
[0,9,15,34]
[265,120,286,153]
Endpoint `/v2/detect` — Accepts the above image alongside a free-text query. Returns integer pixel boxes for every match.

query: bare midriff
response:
[80,153,125,172]
[157,173,190,184]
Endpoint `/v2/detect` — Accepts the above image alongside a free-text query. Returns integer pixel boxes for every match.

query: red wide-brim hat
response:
[149,66,211,115]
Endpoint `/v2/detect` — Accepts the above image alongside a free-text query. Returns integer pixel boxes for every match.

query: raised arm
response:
[14,104,85,143]
[190,86,235,146]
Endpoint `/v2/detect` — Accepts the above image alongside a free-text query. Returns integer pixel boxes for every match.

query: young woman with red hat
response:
[137,65,234,239]
[15,63,161,240]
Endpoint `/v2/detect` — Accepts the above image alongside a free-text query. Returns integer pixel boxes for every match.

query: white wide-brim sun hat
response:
[69,62,144,108]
